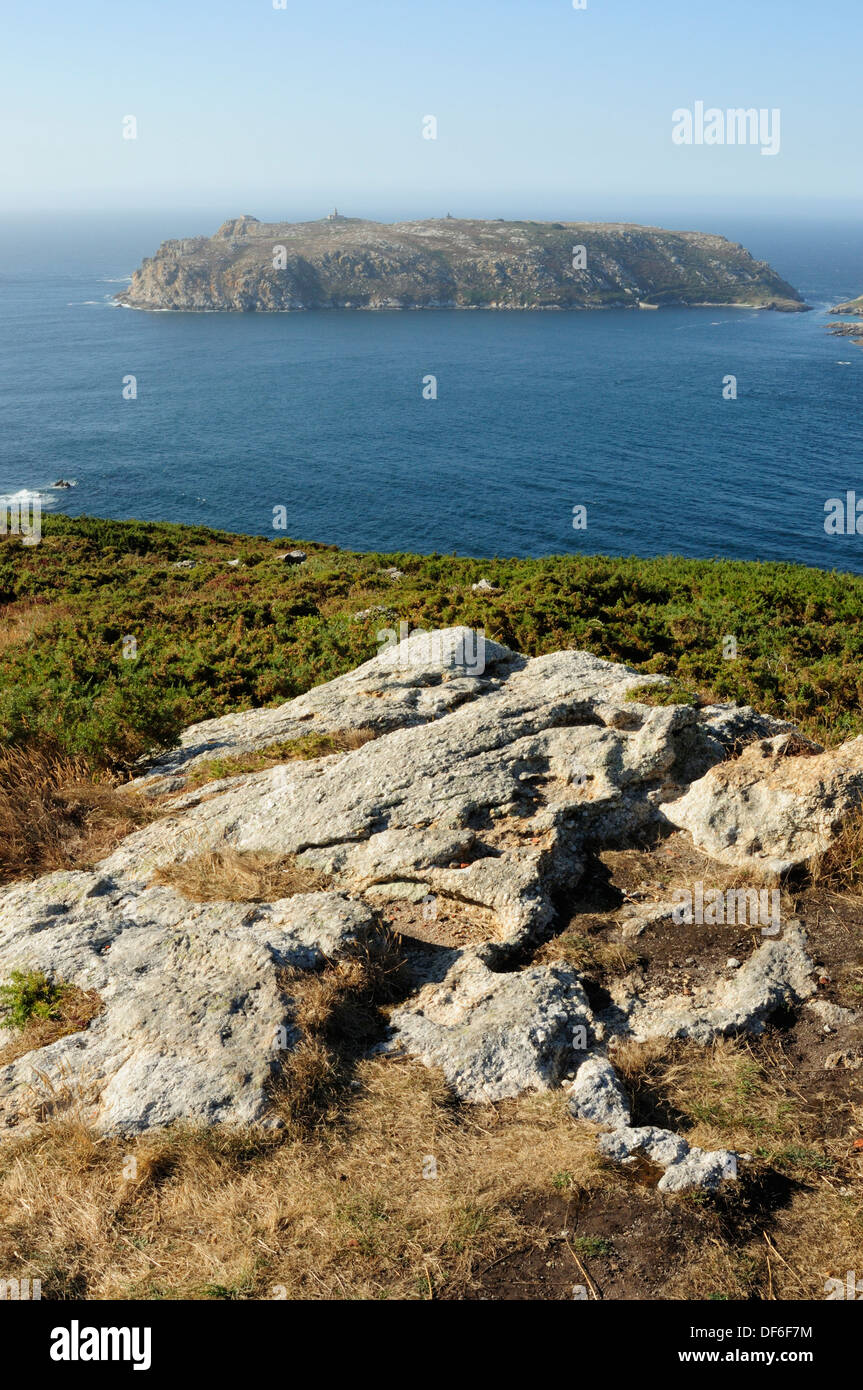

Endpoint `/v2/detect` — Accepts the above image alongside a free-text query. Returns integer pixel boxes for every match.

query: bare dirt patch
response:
[467,1187,710,1301]
[540,834,794,995]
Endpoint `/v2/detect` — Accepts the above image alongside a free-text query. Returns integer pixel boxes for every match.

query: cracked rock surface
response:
[387,955,593,1103]
[665,731,863,874]
[0,872,372,1134]
[0,629,851,1188]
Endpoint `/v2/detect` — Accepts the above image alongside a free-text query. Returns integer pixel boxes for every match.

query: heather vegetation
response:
[1,515,861,782]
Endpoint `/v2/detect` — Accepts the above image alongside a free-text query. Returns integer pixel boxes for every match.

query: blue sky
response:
[1,0,860,221]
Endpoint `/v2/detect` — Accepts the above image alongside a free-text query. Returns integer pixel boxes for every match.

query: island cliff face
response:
[116,216,807,313]
[830,295,863,317]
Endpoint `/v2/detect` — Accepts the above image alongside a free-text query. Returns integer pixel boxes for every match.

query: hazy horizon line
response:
[3,198,863,224]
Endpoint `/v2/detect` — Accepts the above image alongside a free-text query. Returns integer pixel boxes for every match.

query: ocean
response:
[1,214,862,570]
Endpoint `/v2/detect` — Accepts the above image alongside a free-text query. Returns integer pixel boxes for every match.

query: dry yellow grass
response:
[0,1011,860,1299]
[662,1183,863,1301]
[808,806,863,893]
[536,932,639,978]
[0,746,158,886]
[152,849,331,902]
[272,931,409,1131]
[0,1066,605,1300]
[613,1033,854,1159]
[658,851,788,897]
[0,599,66,654]
[609,1032,863,1300]
[0,931,604,1301]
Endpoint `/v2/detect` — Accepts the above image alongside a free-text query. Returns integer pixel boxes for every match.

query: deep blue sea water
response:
[1,215,862,570]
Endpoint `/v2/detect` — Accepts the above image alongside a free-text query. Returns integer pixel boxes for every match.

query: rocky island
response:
[829,294,863,347]
[828,322,863,347]
[116,214,807,313]
[830,294,863,317]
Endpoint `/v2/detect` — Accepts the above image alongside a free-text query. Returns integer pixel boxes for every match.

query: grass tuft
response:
[0,745,157,886]
[183,728,377,789]
[152,849,332,902]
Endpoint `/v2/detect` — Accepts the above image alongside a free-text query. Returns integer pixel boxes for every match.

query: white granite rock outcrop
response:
[1,629,853,1189]
[664,731,863,875]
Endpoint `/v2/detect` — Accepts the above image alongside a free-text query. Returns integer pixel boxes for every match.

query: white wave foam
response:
[0,487,59,510]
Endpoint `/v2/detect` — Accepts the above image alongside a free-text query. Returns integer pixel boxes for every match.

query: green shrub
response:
[2,516,862,780]
[0,970,68,1030]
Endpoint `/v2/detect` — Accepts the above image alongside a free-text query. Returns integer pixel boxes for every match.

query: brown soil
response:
[371,893,498,950]
[468,1188,709,1300]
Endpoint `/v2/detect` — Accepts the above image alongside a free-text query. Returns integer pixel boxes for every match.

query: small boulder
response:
[568,1055,631,1128]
